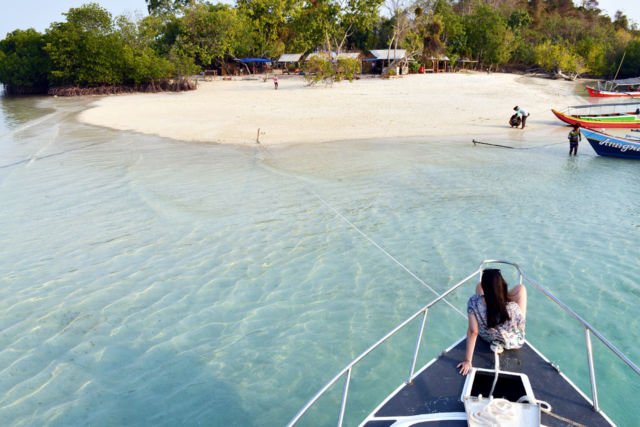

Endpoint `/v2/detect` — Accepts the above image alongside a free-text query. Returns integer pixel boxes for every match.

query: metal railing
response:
[287,260,640,426]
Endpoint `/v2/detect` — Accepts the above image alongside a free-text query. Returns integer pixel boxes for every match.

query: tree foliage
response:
[464,5,514,66]
[2,0,640,95]
[45,3,125,86]
[303,55,360,85]
[176,4,244,67]
[236,0,290,58]
[0,29,51,92]
[533,40,586,75]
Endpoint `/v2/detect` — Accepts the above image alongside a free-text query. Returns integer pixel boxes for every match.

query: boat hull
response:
[551,109,640,129]
[581,128,640,159]
[586,86,640,98]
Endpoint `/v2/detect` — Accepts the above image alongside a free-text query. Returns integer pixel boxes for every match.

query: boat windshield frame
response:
[287,259,640,427]
[598,77,640,92]
[566,101,640,116]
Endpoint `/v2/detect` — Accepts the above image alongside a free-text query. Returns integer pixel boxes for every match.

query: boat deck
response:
[362,338,612,426]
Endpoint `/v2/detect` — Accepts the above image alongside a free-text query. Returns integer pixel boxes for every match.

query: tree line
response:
[1,0,639,95]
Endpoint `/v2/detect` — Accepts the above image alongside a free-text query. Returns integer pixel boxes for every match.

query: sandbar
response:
[78,72,584,145]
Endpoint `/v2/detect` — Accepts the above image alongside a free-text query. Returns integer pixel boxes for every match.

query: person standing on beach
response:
[568,124,581,156]
[273,76,278,90]
[513,106,530,129]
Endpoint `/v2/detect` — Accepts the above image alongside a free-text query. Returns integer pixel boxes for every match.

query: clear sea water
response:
[0,93,638,426]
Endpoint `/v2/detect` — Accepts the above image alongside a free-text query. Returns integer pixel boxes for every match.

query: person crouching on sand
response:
[513,106,530,129]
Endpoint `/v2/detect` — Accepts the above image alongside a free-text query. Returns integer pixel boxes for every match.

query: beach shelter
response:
[336,52,364,73]
[336,52,363,60]
[305,51,336,61]
[276,53,304,73]
[460,58,478,71]
[425,55,450,73]
[366,49,407,74]
[235,57,272,74]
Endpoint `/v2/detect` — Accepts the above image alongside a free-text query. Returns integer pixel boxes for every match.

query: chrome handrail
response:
[287,260,639,426]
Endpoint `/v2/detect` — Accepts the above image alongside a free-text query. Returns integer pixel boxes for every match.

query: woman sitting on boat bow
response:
[457,268,527,375]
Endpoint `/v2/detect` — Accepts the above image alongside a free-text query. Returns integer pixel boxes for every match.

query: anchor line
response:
[254,143,465,317]
[472,139,565,150]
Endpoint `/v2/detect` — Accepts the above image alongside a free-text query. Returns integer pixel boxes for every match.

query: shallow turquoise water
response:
[0,95,638,426]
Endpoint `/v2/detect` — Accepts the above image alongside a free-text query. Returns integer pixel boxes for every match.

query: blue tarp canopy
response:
[237,57,272,63]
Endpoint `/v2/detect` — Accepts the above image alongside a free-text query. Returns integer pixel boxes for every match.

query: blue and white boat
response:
[288,260,639,427]
[581,128,640,159]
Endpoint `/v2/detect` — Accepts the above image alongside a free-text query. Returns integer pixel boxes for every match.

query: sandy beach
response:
[78,72,584,145]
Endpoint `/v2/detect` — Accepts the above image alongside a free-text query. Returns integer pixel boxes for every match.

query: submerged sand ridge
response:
[78,73,584,145]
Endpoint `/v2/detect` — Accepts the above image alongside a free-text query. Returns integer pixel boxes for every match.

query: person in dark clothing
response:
[568,124,581,156]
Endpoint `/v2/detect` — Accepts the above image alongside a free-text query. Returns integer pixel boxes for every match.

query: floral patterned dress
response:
[467,294,525,350]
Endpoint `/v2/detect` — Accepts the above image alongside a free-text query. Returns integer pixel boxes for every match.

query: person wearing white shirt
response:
[513,106,530,129]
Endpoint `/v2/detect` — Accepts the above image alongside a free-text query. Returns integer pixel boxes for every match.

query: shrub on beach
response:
[335,58,361,81]
[303,56,360,85]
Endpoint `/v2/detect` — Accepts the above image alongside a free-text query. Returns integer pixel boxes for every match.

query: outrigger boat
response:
[551,101,640,128]
[288,260,640,427]
[586,77,640,97]
[581,128,640,160]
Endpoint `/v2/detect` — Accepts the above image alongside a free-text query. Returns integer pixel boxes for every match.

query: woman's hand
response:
[457,360,472,376]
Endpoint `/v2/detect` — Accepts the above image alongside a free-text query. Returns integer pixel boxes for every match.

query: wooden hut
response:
[424,55,450,73]
[365,49,407,75]
[460,58,479,71]
[275,53,304,74]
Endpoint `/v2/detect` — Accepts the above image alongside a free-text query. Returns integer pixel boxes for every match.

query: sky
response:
[0,1,149,38]
[0,0,639,40]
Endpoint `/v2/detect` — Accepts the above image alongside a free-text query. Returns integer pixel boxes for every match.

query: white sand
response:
[78,72,583,145]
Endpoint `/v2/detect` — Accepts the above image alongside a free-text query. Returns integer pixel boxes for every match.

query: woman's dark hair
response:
[481,269,510,328]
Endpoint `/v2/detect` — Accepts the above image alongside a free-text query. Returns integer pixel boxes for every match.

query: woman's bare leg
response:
[509,284,527,318]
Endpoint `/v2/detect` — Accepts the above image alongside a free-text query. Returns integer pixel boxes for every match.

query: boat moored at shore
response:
[552,101,640,128]
[581,128,640,159]
[586,77,640,97]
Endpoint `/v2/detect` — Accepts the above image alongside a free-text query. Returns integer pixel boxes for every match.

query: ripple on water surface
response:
[0,100,639,426]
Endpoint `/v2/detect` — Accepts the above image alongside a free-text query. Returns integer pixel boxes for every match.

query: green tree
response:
[0,29,51,93]
[464,5,514,66]
[290,0,382,54]
[175,3,245,69]
[145,0,192,15]
[237,0,290,58]
[617,39,640,79]
[433,0,466,58]
[115,15,173,84]
[533,40,586,76]
[45,3,126,86]
[575,36,608,75]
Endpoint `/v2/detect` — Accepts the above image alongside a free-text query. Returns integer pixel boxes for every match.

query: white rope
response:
[489,344,502,397]
[304,179,464,316]
[467,398,516,426]
[255,144,465,316]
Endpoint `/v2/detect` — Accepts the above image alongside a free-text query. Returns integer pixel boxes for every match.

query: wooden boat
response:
[288,260,640,427]
[581,128,640,160]
[586,77,640,97]
[551,101,640,128]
